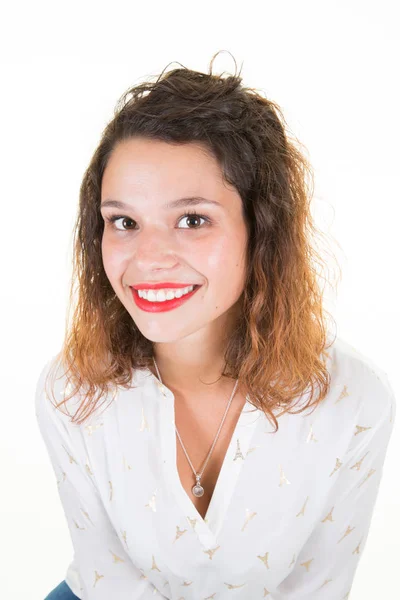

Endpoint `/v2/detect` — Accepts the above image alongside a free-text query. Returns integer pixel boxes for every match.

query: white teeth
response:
[138,285,195,302]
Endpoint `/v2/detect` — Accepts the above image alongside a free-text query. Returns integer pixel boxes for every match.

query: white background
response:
[0,1,399,598]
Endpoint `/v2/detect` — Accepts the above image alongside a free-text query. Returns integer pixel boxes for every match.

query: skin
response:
[100,137,249,404]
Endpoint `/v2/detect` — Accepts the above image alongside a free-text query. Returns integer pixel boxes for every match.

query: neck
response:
[151,355,228,395]
[148,305,242,398]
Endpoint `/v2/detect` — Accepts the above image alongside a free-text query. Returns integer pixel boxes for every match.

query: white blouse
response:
[35,336,396,599]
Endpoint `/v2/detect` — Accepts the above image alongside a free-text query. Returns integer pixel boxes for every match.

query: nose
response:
[133,226,179,271]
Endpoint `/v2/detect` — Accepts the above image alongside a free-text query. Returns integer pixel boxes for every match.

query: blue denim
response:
[44,580,81,600]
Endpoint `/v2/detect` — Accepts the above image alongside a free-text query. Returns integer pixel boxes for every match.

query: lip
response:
[132,282,199,290]
[130,284,201,312]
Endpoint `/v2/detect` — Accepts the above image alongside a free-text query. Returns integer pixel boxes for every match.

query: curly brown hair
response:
[46,52,341,432]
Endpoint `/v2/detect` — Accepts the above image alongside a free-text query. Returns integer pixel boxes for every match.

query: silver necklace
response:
[153,357,239,498]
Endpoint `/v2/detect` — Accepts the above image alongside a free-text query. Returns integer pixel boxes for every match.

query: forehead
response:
[103,137,223,183]
[100,137,242,215]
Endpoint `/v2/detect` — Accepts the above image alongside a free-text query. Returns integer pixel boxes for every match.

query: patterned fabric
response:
[35,336,396,599]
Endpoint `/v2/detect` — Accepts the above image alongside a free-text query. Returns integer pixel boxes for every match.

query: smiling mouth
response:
[130,284,202,311]
[133,284,200,300]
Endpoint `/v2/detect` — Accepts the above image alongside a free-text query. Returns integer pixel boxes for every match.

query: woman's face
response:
[100,137,249,344]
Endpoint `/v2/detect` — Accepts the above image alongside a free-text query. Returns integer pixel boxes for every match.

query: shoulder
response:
[34,353,62,415]
[34,353,88,430]
[328,335,395,415]
[315,335,396,452]
[34,354,138,431]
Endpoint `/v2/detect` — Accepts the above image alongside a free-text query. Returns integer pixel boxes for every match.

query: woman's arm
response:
[274,373,396,599]
[35,359,164,600]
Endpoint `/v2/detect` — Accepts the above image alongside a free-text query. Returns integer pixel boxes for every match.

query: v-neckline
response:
[152,373,262,548]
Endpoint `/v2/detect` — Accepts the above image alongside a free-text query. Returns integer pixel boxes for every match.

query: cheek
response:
[202,237,231,270]
[101,237,124,282]
[203,237,247,296]
[204,236,246,276]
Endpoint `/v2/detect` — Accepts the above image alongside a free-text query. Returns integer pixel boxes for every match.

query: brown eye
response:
[105,212,210,232]
[177,212,209,229]
[106,216,136,231]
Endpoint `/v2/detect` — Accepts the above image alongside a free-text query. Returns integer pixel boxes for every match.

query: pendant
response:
[192,475,204,497]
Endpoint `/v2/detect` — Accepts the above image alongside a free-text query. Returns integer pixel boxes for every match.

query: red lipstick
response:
[130,284,201,313]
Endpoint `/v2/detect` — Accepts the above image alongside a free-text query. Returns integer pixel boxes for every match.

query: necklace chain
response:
[152,357,239,498]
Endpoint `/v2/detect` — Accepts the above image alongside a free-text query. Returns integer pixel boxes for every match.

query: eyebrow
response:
[100,196,223,211]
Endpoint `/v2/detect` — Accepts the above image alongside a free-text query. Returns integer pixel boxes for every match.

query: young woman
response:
[37,55,396,599]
